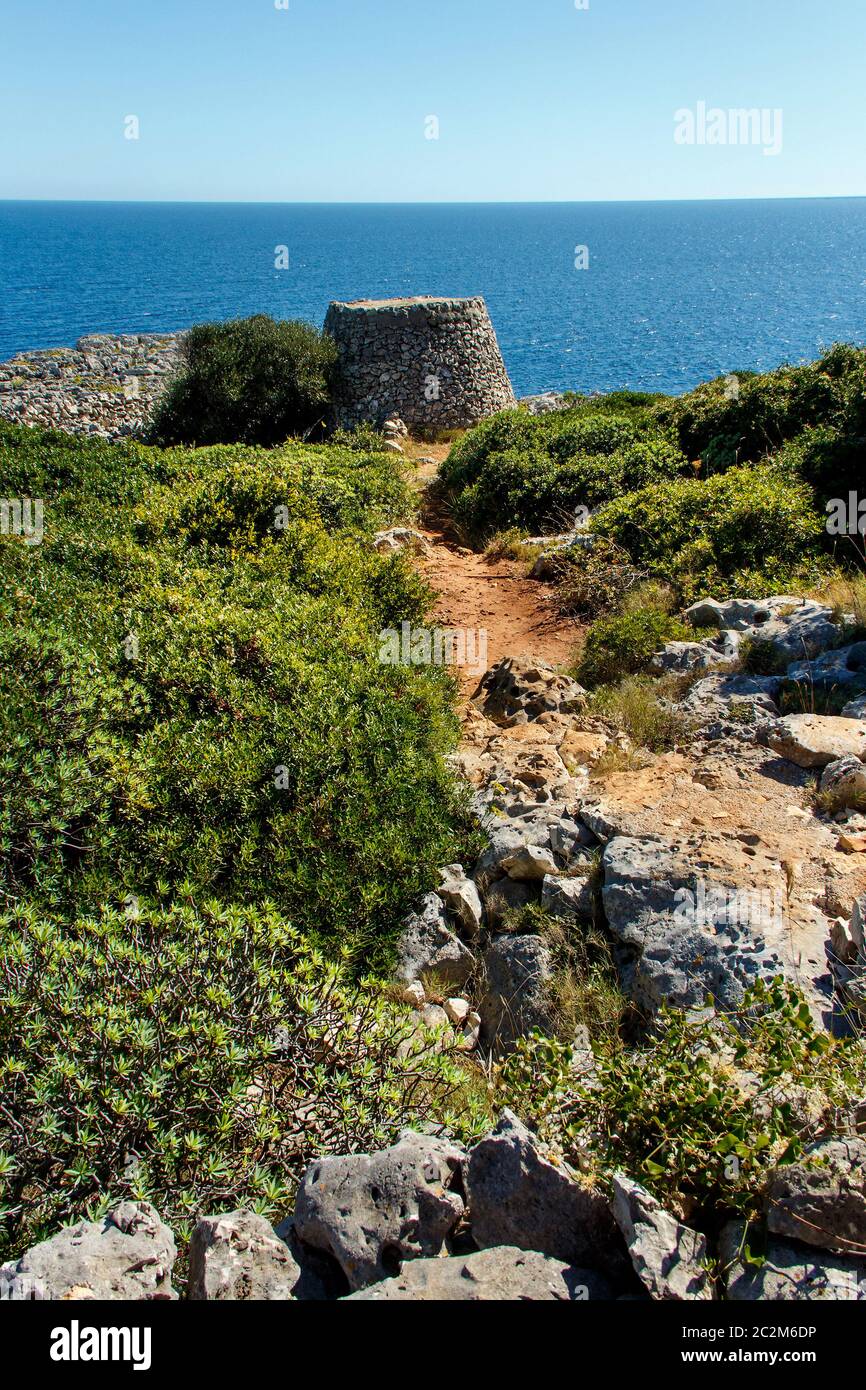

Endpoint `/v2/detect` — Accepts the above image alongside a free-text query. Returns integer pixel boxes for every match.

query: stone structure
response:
[323,295,515,430]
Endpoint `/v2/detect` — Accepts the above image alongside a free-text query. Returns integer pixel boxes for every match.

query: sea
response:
[0,198,864,397]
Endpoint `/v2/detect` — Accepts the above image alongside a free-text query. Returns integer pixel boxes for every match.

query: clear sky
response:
[1,0,864,202]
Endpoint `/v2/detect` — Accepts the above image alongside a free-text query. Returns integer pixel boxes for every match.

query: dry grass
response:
[813,569,866,633]
[590,675,693,754]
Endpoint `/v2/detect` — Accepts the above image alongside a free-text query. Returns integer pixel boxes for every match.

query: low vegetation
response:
[497,977,865,1221]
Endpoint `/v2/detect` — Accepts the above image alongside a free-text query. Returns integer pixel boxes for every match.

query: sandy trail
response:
[408,445,580,699]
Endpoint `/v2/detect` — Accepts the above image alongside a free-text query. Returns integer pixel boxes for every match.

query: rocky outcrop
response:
[684,595,845,660]
[601,835,788,1015]
[471,656,587,727]
[611,1175,712,1300]
[345,1246,611,1300]
[293,1131,466,1290]
[0,333,181,439]
[464,1111,624,1279]
[188,1210,300,1301]
[0,1202,177,1301]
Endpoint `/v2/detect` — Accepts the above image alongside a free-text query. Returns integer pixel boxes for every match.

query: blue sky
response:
[1,0,864,202]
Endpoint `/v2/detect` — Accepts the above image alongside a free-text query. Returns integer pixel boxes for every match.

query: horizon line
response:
[2,194,866,207]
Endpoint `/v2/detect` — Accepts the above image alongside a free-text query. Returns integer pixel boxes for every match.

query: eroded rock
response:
[465,1111,623,1278]
[188,1210,300,1301]
[611,1175,711,1301]
[0,1202,176,1301]
[345,1245,611,1301]
[293,1131,466,1290]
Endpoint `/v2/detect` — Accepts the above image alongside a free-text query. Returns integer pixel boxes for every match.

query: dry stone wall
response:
[324,295,515,430]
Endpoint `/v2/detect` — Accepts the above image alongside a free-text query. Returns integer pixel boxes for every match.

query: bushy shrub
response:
[591,465,824,593]
[441,403,688,543]
[0,899,486,1259]
[0,425,466,964]
[575,606,692,686]
[496,978,865,1221]
[553,537,647,618]
[148,316,338,447]
[656,344,866,472]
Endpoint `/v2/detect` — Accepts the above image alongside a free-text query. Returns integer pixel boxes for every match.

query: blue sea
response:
[0,199,864,397]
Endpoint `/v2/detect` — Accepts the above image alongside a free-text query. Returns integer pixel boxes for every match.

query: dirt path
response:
[407,443,580,699]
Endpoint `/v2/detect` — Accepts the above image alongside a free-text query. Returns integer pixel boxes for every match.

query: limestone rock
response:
[788,642,866,696]
[611,1175,711,1301]
[420,1002,450,1030]
[465,1110,623,1278]
[293,1130,466,1290]
[479,934,553,1051]
[821,756,866,803]
[720,1221,866,1300]
[472,656,586,727]
[602,836,787,1015]
[501,842,559,881]
[188,1210,300,1301]
[395,892,475,990]
[345,1246,611,1301]
[685,595,841,659]
[541,871,595,924]
[763,714,866,769]
[438,863,484,936]
[766,1138,866,1255]
[679,673,781,725]
[372,526,428,555]
[0,1202,176,1301]
[651,631,739,674]
[842,694,866,720]
[443,996,470,1025]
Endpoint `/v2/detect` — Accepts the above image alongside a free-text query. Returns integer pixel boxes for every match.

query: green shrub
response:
[590,675,692,751]
[441,402,688,543]
[496,978,865,1221]
[147,316,338,447]
[591,465,824,592]
[575,607,692,687]
[0,899,486,1260]
[0,425,466,965]
[656,345,866,473]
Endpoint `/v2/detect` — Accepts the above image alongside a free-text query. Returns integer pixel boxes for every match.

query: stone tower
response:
[323,295,515,431]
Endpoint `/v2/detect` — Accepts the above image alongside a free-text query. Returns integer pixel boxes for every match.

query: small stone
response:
[400,980,426,1008]
[443,996,470,1025]
[421,1003,450,1030]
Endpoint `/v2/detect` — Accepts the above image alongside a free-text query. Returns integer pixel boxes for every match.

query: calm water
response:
[0,199,864,396]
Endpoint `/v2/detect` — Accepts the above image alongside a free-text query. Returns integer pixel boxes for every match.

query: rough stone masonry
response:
[324,295,516,430]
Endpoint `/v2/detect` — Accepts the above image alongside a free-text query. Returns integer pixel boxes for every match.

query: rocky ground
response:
[0,332,181,438]
[3,387,866,1301]
[4,1119,865,1301]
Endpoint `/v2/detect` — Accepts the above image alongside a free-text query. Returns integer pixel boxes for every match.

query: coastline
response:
[0,332,181,440]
